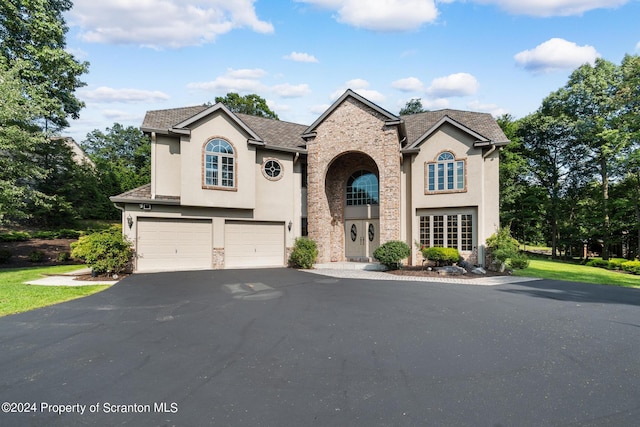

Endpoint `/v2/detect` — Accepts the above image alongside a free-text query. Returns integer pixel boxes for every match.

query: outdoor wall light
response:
[288,220,293,231]
[127,214,134,229]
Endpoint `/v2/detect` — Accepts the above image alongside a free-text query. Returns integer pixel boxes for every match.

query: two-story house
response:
[111,90,509,272]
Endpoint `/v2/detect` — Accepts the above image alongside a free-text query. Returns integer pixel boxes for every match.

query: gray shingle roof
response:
[141,105,307,151]
[141,105,209,132]
[110,183,180,204]
[140,105,509,154]
[402,109,509,146]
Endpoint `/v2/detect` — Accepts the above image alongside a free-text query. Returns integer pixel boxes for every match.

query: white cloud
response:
[426,73,479,97]
[102,109,144,122]
[636,40,640,51]
[79,87,170,103]
[514,38,600,73]
[422,98,450,110]
[284,51,319,63]
[187,68,267,93]
[188,68,309,98]
[392,77,424,92]
[310,104,331,114]
[330,79,386,103]
[272,83,312,98]
[470,0,628,16]
[297,0,438,31]
[466,100,508,116]
[69,0,274,49]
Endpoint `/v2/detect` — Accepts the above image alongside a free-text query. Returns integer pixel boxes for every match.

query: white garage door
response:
[136,218,212,272]
[225,221,285,268]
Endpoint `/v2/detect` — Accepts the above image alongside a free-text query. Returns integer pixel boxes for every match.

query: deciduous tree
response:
[214,93,279,120]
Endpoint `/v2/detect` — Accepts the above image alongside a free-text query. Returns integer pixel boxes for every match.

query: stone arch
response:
[324,151,380,262]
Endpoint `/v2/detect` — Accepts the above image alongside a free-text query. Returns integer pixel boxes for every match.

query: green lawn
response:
[513,258,640,288]
[0,265,110,317]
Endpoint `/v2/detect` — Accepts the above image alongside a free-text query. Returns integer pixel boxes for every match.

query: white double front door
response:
[345,219,380,260]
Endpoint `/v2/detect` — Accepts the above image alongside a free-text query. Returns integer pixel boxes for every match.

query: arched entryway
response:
[325,152,380,262]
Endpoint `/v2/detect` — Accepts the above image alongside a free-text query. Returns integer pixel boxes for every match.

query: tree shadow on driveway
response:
[497,279,640,307]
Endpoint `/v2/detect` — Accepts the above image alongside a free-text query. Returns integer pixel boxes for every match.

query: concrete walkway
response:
[25,267,120,286]
[311,262,541,286]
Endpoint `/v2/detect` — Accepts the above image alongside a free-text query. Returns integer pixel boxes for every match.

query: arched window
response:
[427,151,465,192]
[346,170,379,206]
[204,139,234,188]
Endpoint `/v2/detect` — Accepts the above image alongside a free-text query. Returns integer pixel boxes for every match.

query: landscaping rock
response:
[471,267,487,275]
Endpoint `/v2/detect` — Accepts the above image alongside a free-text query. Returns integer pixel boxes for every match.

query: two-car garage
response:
[135,217,285,272]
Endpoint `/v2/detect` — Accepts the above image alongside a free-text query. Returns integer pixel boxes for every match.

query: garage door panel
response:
[225,222,284,268]
[137,218,212,272]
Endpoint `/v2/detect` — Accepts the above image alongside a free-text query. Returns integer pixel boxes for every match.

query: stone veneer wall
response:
[307,98,402,263]
[212,248,224,269]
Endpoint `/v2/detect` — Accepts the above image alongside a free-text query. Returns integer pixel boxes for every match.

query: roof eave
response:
[109,196,181,206]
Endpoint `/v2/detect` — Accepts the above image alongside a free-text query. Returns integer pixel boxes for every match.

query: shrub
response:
[586,259,610,269]
[0,231,31,242]
[622,260,640,275]
[288,237,318,269]
[0,249,12,263]
[71,226,134,274]
[606,259,624,270]
[421,247,460,266]
[56,252,71,263]
[486,226,519,263]
[509,253,530,270]
[57,229,81,239]
[32,231,57,240]
[374,240,411,270]
[28,250,45,262]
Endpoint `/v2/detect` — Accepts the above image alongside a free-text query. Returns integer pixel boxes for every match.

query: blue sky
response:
[63,0,640,142]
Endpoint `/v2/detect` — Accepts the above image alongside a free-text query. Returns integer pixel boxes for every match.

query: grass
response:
[513,258,640,288]
[0,265,110,317]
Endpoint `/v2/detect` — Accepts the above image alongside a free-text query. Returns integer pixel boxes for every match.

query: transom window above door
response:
[204,138,235,189]
[426,151,466,193]
[346,170,379,206]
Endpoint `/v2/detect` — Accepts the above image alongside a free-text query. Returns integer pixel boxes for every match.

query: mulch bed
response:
[386,265,510,279]
[0,238,80,269]
[0,239,126,281]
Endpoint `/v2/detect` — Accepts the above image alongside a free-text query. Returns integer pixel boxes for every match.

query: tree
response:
[0,57,49,224]
[214,93,279,120]
[542,59,627,259]
[399,98,426,115]
[0,0,88,130]
[517,112,589,257]
[81,124,151,219]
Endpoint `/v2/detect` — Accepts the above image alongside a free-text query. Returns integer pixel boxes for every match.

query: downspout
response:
[151,132,157,199]
[482,142,496,159]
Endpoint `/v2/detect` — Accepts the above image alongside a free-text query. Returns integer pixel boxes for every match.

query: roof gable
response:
[402,109,510,151]
[303,89,401,138]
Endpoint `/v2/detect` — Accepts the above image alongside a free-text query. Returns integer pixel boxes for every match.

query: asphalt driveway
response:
[1,268,639,426]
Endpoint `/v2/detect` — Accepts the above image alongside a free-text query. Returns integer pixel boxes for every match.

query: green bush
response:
[288,237,318,269]
[56,252,71,263]
[586,259,610,269]
[622,260,640,275]
[509,253,530,270]
[57,229,81,239]
[421,246,460,266]
[28,250,45,262]
[486,226,520,263]
[374,240,411,270]
[606,259,624,270]
[0,231,31,242]
[0,249,12,263]
[32,231,57,239]
[71,226,134,274]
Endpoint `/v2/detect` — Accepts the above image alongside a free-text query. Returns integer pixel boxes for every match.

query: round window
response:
[263,159,282,180]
